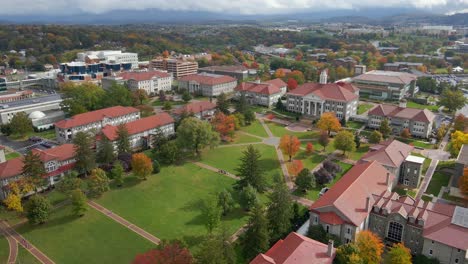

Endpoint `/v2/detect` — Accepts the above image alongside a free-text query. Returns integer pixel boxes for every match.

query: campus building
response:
[178,73,237,97]
[455,144,468,187]
[0,144,76,199]
[250,232,335,264]
[235,79,287,107]
[198,65,250,80]
[367,104,435,138]
[0,94,63,125]
[172,101,217,120]
[286,71,359,121]
[360,139,425,188]
[55,106,140,143]
[352,70,417,101]
[100,113,175,151]
[150,59,198,79]
[76,50,139,69]
[102,71,172,95]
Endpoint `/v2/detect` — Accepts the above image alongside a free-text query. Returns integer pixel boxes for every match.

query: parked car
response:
[319,187,329,197]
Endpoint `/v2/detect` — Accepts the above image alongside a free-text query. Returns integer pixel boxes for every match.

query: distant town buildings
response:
[367,104,435,138]
[353,70,418,101]
[384,62,424,72]
[55,106,140,143]
[198,65,250,81]
[150,58,198,79]
[102,70,172,95]
[178,73,237,97]
[235,79,287,107]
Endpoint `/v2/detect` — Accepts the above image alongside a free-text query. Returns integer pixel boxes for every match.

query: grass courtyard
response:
[221,132,263,145]
[357,103,374,115]
[265,121,319,140]
[406,101,439,112]
[425,171,450,196]
[346,121,365,130]
[239,120,269,138]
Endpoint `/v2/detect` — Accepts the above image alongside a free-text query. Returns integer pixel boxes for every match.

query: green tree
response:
[116,124,131,155]
[60,82,105,115]
[176,117,220,156]
[439,89,467,112]
[384,243,412,264]
[132,89,148,106]
[235,93,248,114]
[102,82,133,107]
[236,145,266,192]
[239,184,259,211]
[70,189,88,217]
[156,141,180,164]
[295,168,315,192]
[318,131,330,151]
[412,254,440,264]
[217,189,235,216]
[243,204,270,260]
[307,224,327,242]
[88,168,110,198]
[334,130,357,156]
[354,133,361,148]
[379,118,392,139]
[267,182,293,243]
[162,101,172,111]
[369,130,383,144]
[9,112,33,137]
[335,243,363,264]
[151,128,168,150]
[111,162,124,187]
[22,151,46,190]
[55,172,82,194]
[216,92,230,114]
[153,159,161,174]
[73,131,96,175]
[25,195,51,225]
[182,90,192,103]
[276,99,285,111]
[96,135,115,164]
[195,227,235,264]
[416,77,438,93]
[202,197,222,233]
[244,109,255,125]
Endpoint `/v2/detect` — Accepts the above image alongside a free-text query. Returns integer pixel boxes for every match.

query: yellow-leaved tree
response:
[317,112,342,136]
[3,193,23,212]
[131,153,153,180]
[356,230,384,264]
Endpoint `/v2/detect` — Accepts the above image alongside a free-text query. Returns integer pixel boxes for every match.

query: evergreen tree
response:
[239,185,259,211]
[182,90,192,102]
[354,133,361,148]
[55,172,82,194]
[275,99,285,111]
[217,189,235,216]
[295,168,315,192]
[151,128,168,151]
[379,118,392,139]
[73,131,96,176]
[267,182,293,243]
[9,112,33,138]
[152,160,161,174]
[236,145,266,192]
[244,109,255,125]
[70,189,88,217]
[25,195,51,225]
[22,151,46,190]
[243,204,270,260]
[236,93,248,114]
[111,162,124,187]
[116,124,131,155]
[195,227,236,264]
[202,197,222,233]
[96,135,115,164]
[216,92,230,114]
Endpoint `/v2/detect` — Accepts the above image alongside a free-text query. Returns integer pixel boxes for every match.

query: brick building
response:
[235,79,287,107]
[178,73,237,97]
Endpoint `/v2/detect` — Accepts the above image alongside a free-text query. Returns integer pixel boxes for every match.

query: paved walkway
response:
[0,221,18,264]
[238,131,266,140]
[87,201,160,245]
[192,162,240,180]
[216,142,263,148]
[0,221,55,264]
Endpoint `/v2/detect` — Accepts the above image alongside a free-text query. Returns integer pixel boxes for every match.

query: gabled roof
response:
[250,232,335,264]
[236,78,286,95]
[353,70,417,84]
[310,161,394,227]
[456,144,468,165]
[119,71,170,81]
[361,139,414,168]
[101,113,174,141]
[0,157,24,180]
[173,101,216,115]
[31,144,75,162]
[178,73,236,85]
[368,104,435,123]
[287,82,358,102]
[55,106,139,129]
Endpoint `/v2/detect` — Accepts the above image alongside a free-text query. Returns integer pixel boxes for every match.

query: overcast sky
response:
[0,0,467,15]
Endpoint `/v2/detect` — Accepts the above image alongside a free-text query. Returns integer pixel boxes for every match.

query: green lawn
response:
[346,121,365,130]
[16,245,41,264]
[8,129,56,141]
[222,132,262,145]
[294,161,353,201]
[397,137,434,149]
[96,163,249,249]
[357,103,374,115]
[16,204,154,264]
[425,172,450,196]
[347,145,370,161]
[406,101,439,112]
[152,100,186,107]
[265,121,319,140]
[0,237,9,263]
[309,139,336,155]
[394,187,416,198]
[292,152,327,171]
[6,152,21,160]
[411,152,432,174]
[239,121,268,138]
[201,145,282,187]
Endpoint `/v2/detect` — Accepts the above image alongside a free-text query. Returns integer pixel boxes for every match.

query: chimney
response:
[366,196,371,211]
[327,240,334,257]
[319,70,328,84]
[399,99,407,108]
[386,172,391,186]
[0,147,5,163]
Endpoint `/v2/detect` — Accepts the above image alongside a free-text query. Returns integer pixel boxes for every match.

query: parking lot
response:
[0,135,58,155]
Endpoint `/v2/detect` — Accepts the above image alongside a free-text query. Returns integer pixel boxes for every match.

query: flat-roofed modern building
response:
[198,65,249,81]
[0,94,63,125]
[353,70,417,101]
[151,59,198,79]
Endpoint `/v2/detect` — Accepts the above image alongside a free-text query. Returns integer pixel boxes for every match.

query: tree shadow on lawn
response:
[109,176,141,190]
[181,234,206,248]
[181,199,205,212]
[19,213,79,234]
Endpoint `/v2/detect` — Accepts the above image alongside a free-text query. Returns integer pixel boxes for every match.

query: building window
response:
[455,259,459,264]
[457,249,461,253]
[432,240,434,244]
[326,225,330,233]
[404,179,409,186]
[314,216,318,224]
[387,222,403,242]
[346,238,351,244]
[347,228,351,234]
[429,249,433,255]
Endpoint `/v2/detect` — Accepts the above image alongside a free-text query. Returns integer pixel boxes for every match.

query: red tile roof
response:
[368,104,435,123]
[31,144,76,162]
[360,139,414,168]
[178,73,236,86]
[235,78,286,95]
[55,106,139,129]
[0,157,24,180]
[287,82,358,102]
[250,232,335,264]
[101,113,174,141]
[353,70,417,85]
[173,101,216,115]
[310,161,394,226]
[119,70,170,81]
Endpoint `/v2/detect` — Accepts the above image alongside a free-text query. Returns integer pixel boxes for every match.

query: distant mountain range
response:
[0,7,466,25]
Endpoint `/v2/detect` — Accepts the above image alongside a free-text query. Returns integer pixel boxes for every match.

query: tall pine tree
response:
[116,124,131,154]
[22,151,46,191]
[97,135,115,164]
[73,131,96,176]
[267,181,293,243]
[216,92,230,115]
[236,145,266,192]
[243,204,270,260]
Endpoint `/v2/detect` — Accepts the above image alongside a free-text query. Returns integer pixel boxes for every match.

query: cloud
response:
[0,0,467,15]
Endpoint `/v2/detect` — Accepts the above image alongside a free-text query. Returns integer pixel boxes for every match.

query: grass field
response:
[16,245,42,264]
[411,152,432,174]
[294,161,353,201]
[0,237,9,263]
[406,101,439,112]
[6,152,21,160]
[222,133,262,145]
[290,152,327,172]
[16,204,154,264]
[9,129,56,141]
[265,122,318,140]
[346,121,365,130]
[239,121,269,138]
[96,163,249,249]
[425,172,450,196]
[357,103,374,115]
[397,137,434,149]
[201,145,282,187]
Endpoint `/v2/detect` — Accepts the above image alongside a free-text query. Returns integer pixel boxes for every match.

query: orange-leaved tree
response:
[274,69,285,78]
[131,153,153,180]
[279,135,301,162]
[287,78,298,91]
[306,142,314,155]
[317,112,341,136]
[400,128,411,139]
[211,112,236,141]
[459,168,468,200]
[356,230,384,264]
[132,241,193,264]
[288,160,304,176]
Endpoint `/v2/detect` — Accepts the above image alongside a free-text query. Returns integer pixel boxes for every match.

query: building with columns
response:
[286,71,359,120]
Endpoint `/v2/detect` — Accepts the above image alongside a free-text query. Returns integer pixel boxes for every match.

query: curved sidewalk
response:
[0,222,18,264]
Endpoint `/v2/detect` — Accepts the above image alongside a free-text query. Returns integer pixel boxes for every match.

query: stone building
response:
[235,79,287,107]
[178,73,237,97]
